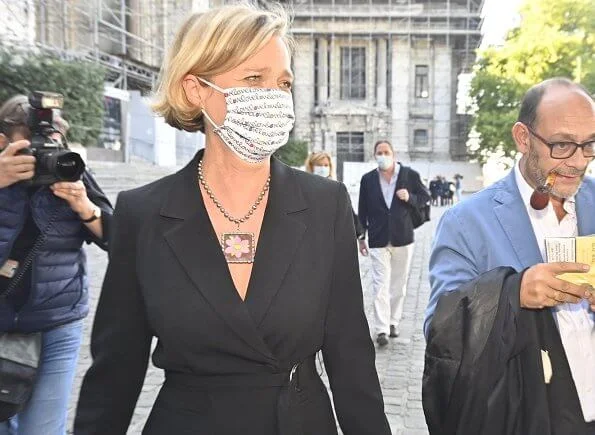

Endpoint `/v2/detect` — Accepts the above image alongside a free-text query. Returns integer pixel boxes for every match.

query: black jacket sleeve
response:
[74,191,152,434]
[322,183,391,435]
[81,169,114,251]
[352,208,364,238]
[357,174,368,237]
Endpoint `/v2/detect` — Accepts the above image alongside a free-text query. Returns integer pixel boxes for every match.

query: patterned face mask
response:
[198,77,295,163]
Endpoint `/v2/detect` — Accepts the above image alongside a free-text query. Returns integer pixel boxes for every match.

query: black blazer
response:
[74,150,391,435]
[358,164,430,248]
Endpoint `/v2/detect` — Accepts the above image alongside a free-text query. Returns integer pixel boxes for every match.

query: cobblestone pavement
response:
[67,161,446,434]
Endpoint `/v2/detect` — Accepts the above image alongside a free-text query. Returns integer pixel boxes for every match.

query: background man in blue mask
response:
[358,140,430,347]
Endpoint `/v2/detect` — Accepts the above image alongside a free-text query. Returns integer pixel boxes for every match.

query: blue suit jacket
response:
[425,170,595,337]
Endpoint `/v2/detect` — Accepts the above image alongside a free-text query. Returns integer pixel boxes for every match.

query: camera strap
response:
[0,206,63,300]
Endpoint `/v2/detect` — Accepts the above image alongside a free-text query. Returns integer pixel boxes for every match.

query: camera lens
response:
[56,152,85,181]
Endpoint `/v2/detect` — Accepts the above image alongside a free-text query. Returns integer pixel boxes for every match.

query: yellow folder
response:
[546,235,595,287]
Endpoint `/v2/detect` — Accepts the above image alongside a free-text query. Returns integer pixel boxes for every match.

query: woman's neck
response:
[200,139,271,212]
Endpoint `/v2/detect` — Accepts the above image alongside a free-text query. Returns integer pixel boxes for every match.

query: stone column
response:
[376,39,387,107]
[328,36,336,101]
[317,37,328,105]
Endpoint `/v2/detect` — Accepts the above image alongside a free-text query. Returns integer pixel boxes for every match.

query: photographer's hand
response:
[51,181,103,239]
[0,140,36,188]
[50,180,91,215]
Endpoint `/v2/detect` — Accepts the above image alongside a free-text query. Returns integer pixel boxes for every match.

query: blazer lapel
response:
[245,158,307,327]
[576,180,595,236]
[160,150,276,362]
[391,164,407,211]
[371,170,389,211]
[493,171,543,269]
[395,164,407,189]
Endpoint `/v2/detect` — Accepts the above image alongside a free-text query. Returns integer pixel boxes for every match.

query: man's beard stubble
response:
[525,144,585,199]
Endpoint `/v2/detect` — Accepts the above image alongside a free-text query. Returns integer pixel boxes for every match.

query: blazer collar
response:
[493,171,595,268]
[493,170,543,269]
[575,177,595,236]
[370,172,387,210]
[160,149,307,362]
[160,150,307,218]
[372,163,402,211]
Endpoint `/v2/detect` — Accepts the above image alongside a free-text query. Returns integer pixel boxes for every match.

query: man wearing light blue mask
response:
[358,140,430,347]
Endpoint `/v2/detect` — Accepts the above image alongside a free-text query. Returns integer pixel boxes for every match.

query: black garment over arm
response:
[81,169,113,251]
[422,267,550,435]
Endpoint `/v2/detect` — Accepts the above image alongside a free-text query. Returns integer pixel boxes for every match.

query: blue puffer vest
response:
[0,184,88,332]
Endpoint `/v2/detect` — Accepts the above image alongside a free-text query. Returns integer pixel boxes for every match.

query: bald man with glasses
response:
[423,78,595,435]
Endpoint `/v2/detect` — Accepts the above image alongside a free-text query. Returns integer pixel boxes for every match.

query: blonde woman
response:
[305,151,333,178]
[305,151,364,239]
[74,5,390,435]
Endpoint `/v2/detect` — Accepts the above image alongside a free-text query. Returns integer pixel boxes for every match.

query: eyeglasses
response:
[525,125,595,159]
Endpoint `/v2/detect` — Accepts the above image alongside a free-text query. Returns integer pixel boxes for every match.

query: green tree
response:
[0,45,106,147]
[274,138,309,167]
[469,0,595,162]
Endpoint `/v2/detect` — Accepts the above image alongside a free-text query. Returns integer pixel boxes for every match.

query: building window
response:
[415,65,429,98]
[340,47,366,100]
[336,132,365,181]
[414,129,429,148]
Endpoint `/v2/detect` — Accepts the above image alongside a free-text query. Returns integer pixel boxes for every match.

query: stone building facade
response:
[288,0,483,179]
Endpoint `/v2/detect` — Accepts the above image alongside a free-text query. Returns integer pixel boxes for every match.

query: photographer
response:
[0,95,112,434]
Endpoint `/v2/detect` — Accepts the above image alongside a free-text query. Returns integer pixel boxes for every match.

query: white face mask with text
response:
[199,77,295,163]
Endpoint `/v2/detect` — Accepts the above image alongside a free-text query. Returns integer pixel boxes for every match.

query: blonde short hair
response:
[152,3,293,132]
[305,151,333,177]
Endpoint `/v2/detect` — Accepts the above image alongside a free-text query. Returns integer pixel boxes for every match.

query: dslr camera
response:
[18,91,85,186]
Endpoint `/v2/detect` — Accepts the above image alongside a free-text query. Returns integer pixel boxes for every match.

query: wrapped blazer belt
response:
[164,355,320,435]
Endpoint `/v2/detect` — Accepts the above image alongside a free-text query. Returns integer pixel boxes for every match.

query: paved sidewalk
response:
[67,162,444,434]
[364,211,438,435]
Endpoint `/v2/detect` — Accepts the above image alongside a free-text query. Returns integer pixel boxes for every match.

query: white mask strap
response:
[201,109,221,130]
[197,77,226,94]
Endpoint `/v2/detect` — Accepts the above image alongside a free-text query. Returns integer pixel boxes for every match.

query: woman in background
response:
[305,151,365,240]
[305,151,333,178]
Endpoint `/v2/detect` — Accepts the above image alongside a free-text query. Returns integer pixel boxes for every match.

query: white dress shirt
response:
[515,164,595,422]
[378,163,400,209]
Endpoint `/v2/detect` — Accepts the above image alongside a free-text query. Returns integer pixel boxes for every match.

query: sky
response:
[454,0,523,113]
[480,0,523,48]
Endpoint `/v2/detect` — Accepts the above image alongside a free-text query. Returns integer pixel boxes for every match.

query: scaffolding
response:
[283,0,483,168]
[1,0,484,168]
[1,0,194,92]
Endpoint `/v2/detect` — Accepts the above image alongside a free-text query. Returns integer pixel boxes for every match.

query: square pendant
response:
[221,232,255,263]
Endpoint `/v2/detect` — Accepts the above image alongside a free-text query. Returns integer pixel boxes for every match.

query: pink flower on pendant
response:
[224,235,250,259]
